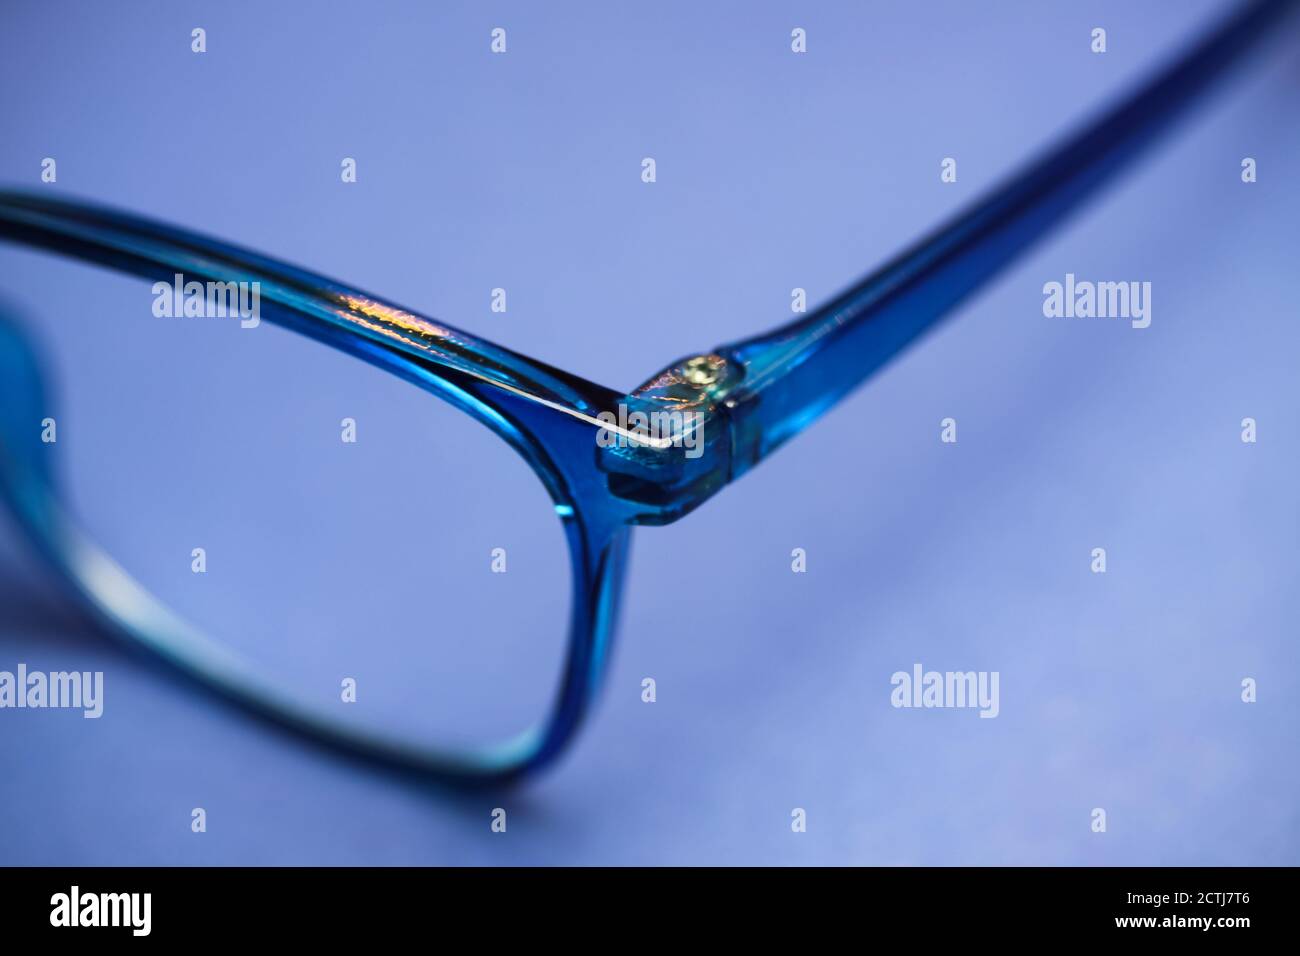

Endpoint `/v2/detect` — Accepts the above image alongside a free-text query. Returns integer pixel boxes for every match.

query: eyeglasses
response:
[0,0,1285,784]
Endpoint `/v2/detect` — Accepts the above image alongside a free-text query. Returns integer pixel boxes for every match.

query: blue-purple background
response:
[1,0,1297,864]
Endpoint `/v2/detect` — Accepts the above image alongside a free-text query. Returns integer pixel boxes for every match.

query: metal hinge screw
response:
[680,355,721,386]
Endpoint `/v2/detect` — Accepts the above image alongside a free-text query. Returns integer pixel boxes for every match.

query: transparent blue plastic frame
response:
[0,0,1288,785]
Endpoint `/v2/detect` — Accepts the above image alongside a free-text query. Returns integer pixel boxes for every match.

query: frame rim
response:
[0,196,641,785]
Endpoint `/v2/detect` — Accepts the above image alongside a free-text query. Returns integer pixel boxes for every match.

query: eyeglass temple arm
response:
[704,0,1292,480]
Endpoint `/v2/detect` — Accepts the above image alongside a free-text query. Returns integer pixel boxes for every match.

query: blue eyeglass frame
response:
[0,0,1290,786]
